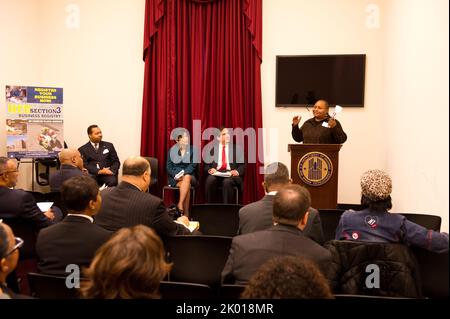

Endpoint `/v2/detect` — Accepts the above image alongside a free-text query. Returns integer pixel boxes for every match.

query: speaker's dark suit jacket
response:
[221,224,331,284]
[238,194,325,244]
[78,141,120,176]
[49,164,85,192]
[36,215,111,276]
[94,182,190,237]
[0,186,54,228]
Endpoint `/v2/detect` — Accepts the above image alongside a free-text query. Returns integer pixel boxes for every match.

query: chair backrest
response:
[164,235,232,285]
[401,213,441,231]
[220,284,246,299]
[190,204,242,237]
[318,209,344,243]
[1,217,38,260]
[27,272,85,299]
[411,246,448,298]
[325,240,422,298]
[144,157,158,187]
[160,281,213,299]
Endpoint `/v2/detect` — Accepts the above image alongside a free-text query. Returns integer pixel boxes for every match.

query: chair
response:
[159,281,213,299]
[1,217,38,260]
[162,185,196,205]
[27,272,86,299]
[220,284,246,299]
[411,246,448,298]
[401,213,441,231]
[337,203,363,211]
[164,235,232,285]
[318,209,344,243]
[218,186,239,204]
[190,204,242,237]
[325,240,422,298]
[34,157,59,186]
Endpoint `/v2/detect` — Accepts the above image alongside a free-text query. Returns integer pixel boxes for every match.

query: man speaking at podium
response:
[291,99,347,144]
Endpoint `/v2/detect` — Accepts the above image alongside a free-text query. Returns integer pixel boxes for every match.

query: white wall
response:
[1,0,448,230]
[262,0,386,204]
[383,0,449,231]
[0,0,145,190]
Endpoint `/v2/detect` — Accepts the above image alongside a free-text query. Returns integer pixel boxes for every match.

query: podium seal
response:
[297,152,333,186]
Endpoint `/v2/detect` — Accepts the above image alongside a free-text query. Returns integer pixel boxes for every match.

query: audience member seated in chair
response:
[0,221,30,299]
[36,175,111,276]
[204,127,245,204]
[0,157,61,229]
[49,148,88,192]
[94,156,191,237]
[81,225,171,299]
[238,162,324,244]
[335,169,449,253]
[221,184,331,285]
[166,128,198,217]
[241,256,333,299]
[78,124,120,187]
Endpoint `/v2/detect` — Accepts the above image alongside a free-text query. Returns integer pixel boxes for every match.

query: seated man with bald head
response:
[94,156,191,238]
[49,148,87,192]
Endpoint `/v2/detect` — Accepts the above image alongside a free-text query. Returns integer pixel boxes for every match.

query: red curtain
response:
[141,0,263,204]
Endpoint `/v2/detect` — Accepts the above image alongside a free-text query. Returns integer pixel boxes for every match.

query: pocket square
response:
[103,148,109,154]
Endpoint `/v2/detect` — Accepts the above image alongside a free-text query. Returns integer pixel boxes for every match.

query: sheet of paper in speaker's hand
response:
[37,202,53,212]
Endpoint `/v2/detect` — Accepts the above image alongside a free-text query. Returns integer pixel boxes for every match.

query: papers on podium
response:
[175,220,200,232]
[212,171,232,178]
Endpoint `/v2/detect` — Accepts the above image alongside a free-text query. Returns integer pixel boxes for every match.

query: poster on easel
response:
[5,85,64,159]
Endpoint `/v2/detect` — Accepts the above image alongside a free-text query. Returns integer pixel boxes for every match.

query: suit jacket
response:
[238,194,325,244]
[221,224,331,284]
[0,186,53,228]
[78,141,120,176]
[49,164,85,192]
[36,215,111,276]
[203,143,245,176]
[94,182,191,237]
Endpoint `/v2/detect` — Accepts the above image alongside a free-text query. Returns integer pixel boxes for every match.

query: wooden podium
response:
[288,144,342,209]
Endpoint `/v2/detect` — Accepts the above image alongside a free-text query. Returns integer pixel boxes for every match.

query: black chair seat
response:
[190,204,242,237]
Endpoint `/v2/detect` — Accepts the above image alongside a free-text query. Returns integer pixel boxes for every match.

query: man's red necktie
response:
[219,145,227,170]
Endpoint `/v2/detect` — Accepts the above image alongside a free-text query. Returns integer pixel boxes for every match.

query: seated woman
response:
[81,225,172,299]
[335,169,449,253]
[166,129,198,217]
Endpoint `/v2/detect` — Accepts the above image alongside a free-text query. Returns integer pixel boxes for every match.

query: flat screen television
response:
[275,54,366,107]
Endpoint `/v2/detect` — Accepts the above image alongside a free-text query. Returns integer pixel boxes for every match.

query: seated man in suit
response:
[94,156,191,237]
[49,148,87,192]
[221,184,331,285]
[0,221,30,299]
[78,125,120,187]
[0,157,60,228]
[36,175,111,276]
[204,127,245,204]
[238,162,324,244]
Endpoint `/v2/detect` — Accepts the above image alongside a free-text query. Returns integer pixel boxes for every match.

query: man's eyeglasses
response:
[3,237,24,258]
[0,169,19,176]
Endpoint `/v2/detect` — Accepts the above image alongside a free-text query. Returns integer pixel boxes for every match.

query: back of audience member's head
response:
[61,175,100,214]
[264,162,290,188]
[81,225,171,299]
[122,156,150,176]
[360,169,392,212]
[273,184,311,226]
[241,256,333,299]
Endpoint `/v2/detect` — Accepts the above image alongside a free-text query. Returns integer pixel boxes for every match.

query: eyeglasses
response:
[0,169,19,176]
[3,237,24,258]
